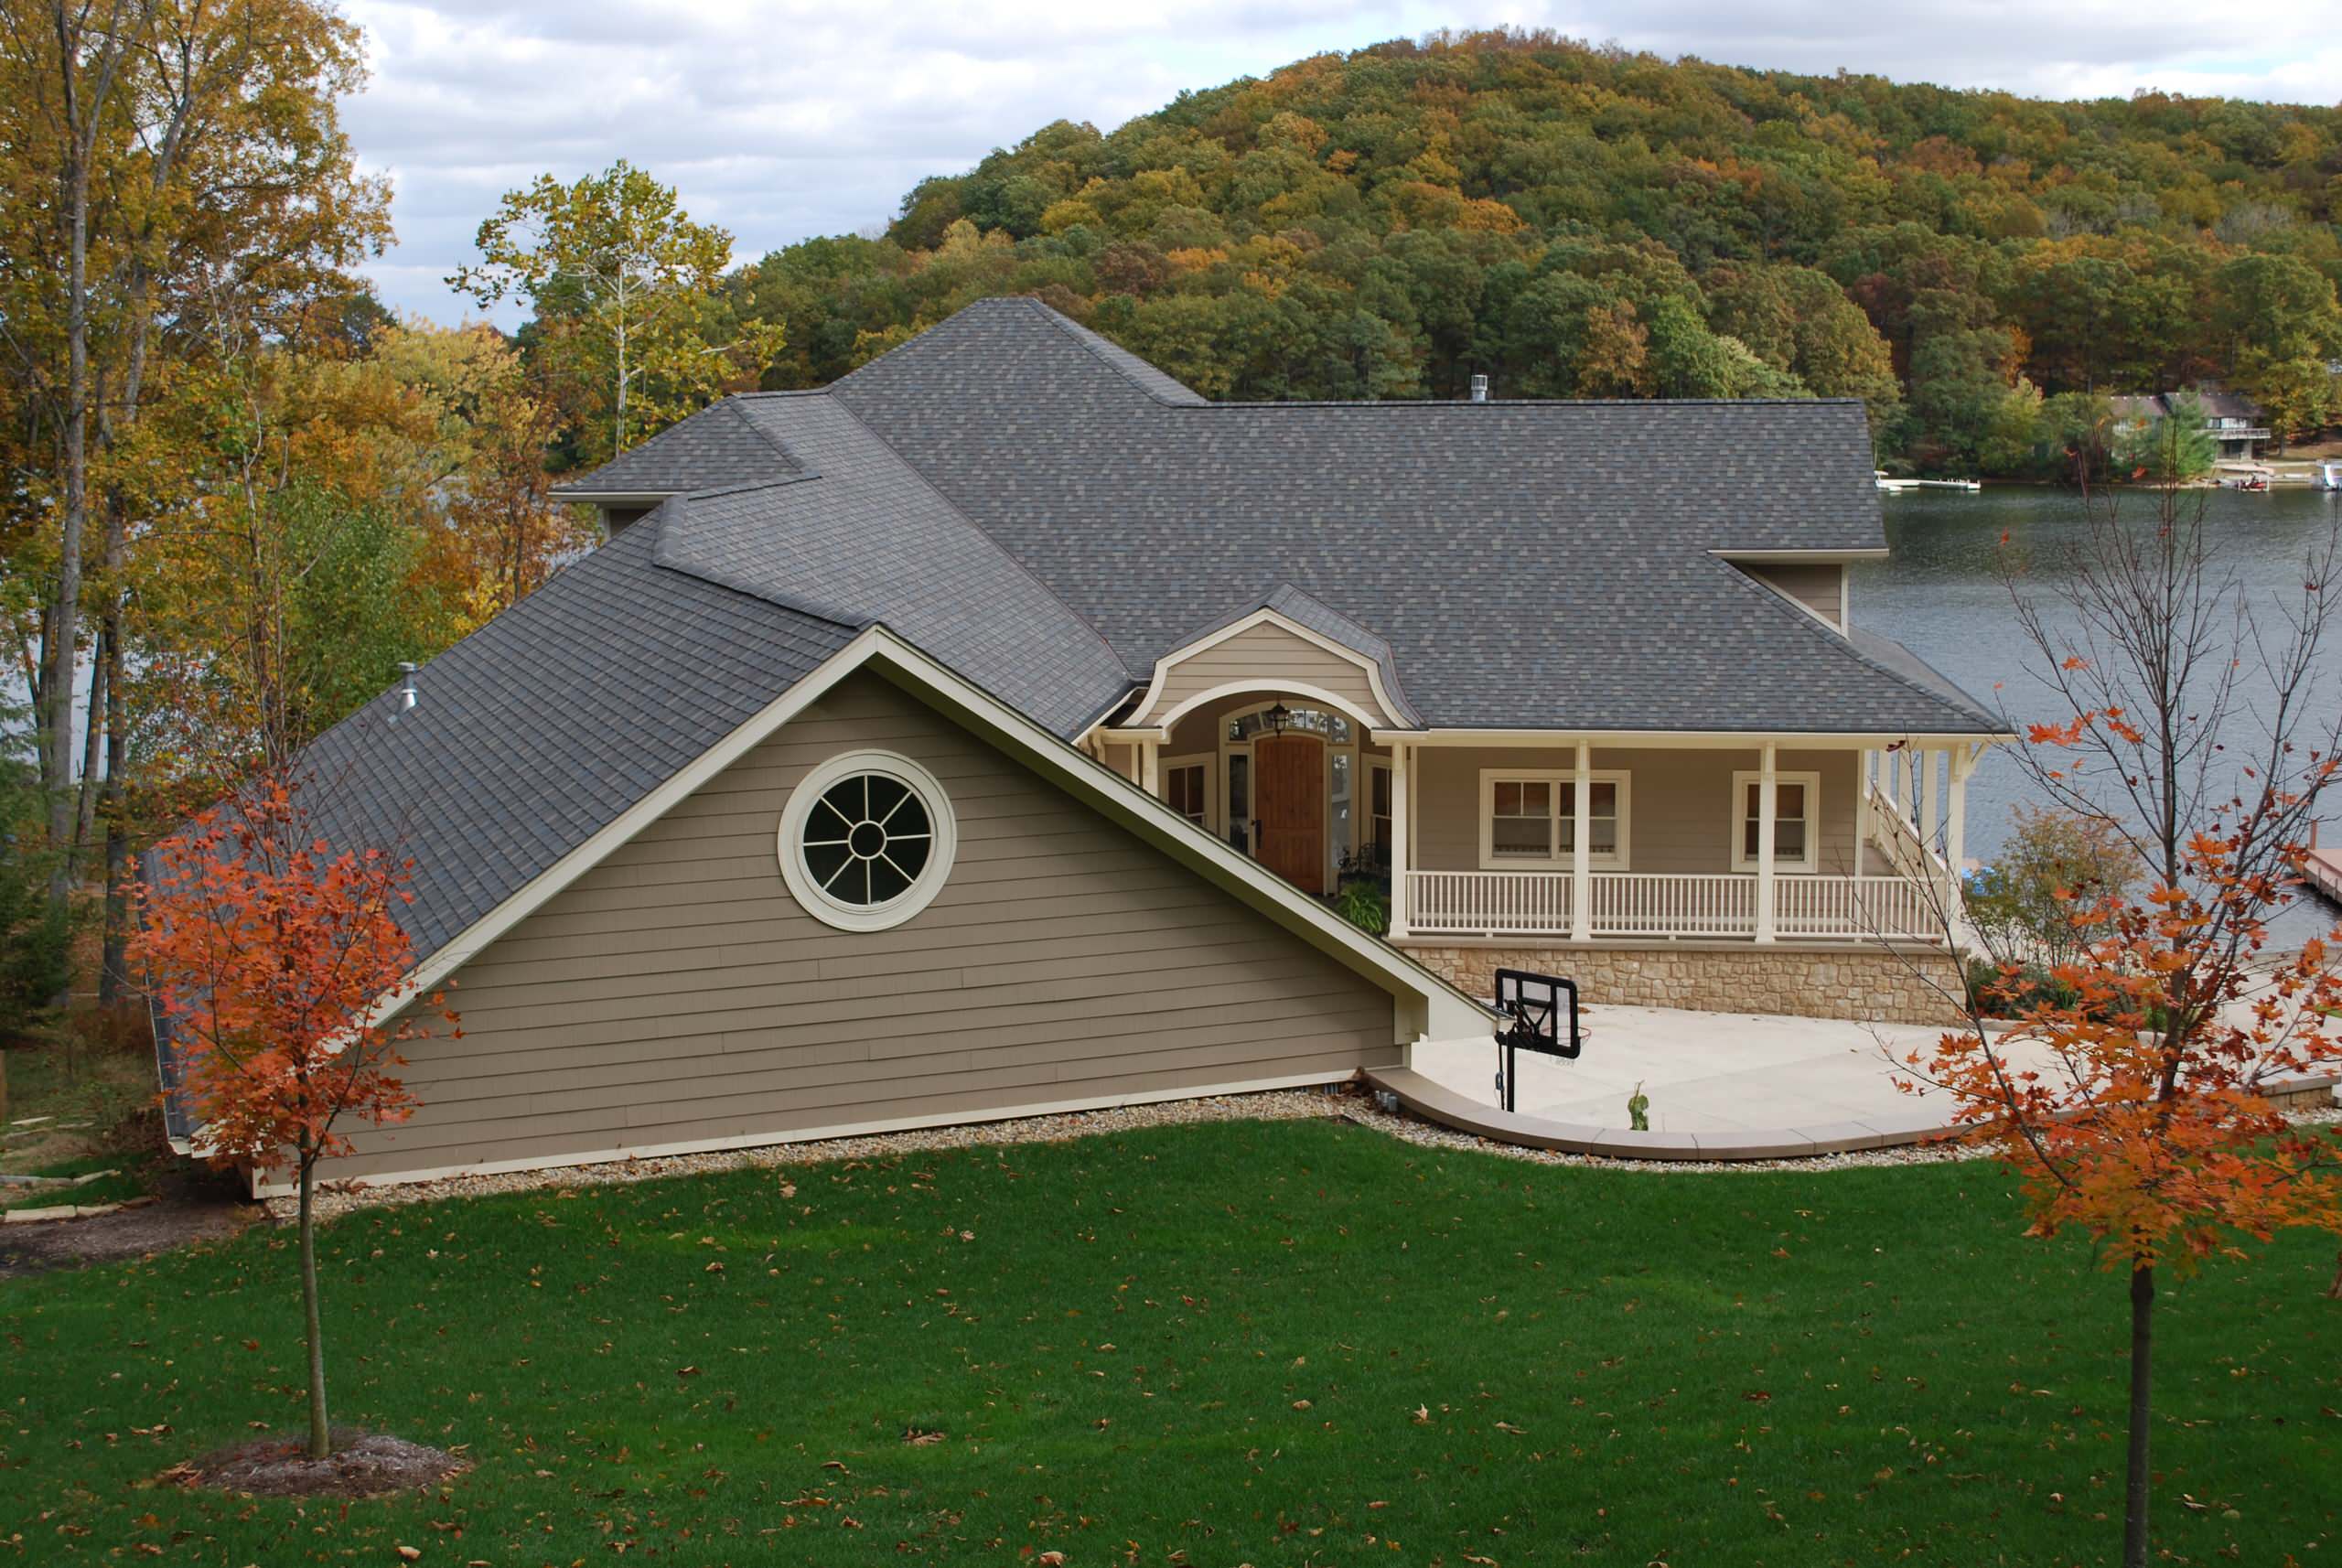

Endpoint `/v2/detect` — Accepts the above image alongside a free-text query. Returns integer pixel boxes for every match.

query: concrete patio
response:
[1410,1004,1966,1134]
[1388,997,2338,1162]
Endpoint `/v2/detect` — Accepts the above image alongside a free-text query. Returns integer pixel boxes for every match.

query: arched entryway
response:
[1123,693,1386,898]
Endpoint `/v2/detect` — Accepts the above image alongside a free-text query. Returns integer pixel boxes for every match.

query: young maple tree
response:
[135,775,456,1461]
[1909,474,2341,1568]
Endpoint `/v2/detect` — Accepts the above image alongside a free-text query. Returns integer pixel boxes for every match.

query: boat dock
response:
[1875,472,1982,494]
[2306,829,2342,907]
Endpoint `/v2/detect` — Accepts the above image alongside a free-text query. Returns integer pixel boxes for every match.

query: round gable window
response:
[779,750,957,931]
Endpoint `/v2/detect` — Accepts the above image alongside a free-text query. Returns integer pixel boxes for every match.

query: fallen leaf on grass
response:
[1493,1421,1527,1434]
[902,1428,945,1446]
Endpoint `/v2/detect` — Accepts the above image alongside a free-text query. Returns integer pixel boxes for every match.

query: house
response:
[158,297,2010,1190]
[2109,389,2272,460]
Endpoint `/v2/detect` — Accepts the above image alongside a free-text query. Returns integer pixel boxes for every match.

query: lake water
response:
[1853,484,2342,945]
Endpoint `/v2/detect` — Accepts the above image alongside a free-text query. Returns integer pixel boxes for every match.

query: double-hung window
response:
[1479,770,1628,870]
[1730,771,1820,872]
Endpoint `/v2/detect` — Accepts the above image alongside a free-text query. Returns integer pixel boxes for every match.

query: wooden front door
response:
[1253,735,1325,896]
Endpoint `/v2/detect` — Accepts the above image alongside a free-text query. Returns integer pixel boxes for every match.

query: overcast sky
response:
[341,0,2342,327]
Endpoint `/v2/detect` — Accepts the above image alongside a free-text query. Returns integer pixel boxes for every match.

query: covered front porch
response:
[1098,687,1982,949]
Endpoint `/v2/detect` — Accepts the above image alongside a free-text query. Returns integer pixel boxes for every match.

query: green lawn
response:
[3,1118,2337,1565]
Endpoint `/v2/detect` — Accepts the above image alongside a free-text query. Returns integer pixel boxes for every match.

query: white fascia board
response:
[1126,607,1409,730]
[1708,548,1891,564]
[1394,727,2014,749]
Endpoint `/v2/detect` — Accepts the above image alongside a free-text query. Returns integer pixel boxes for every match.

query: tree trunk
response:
[2122,1259,2155,1568]
[73,623,105,858]
[298,1155,332,1460]
[97,507,130,1005]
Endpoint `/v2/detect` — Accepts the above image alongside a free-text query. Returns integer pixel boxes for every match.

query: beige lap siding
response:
[1411,746,1860,875]
[1744,564,1845,630]
[1137,621,1393,727]
[332,672,1401,1182]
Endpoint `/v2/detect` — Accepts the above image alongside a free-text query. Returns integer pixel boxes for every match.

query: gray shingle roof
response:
[557,295,2002,736]
[821,296,1999,735]
[650,394,1131,736]
[286,515,853,961]
[559,398,804,494]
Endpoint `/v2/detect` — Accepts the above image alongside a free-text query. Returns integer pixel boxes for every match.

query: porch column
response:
[1946,746,1972,889]
[1570,739,1593,941]
[1140,740,1159,797]
[1388,742,1411,940]
[1755,740,1778,943]
[1853,747,1872,878]
[1885,746,1905,832]
[1920,746,1942,862]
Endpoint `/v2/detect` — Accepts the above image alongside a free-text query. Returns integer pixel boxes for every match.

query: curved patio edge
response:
[1362,1066,1961,1161]
[1362,1066,2342,1164]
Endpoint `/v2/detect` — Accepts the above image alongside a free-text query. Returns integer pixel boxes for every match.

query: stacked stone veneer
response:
[1401,941,1965,1026]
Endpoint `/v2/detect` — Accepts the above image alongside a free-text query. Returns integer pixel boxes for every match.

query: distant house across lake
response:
[2109,389,2272,461]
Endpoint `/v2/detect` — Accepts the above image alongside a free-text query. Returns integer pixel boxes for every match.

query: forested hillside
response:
[736,30,2342,474]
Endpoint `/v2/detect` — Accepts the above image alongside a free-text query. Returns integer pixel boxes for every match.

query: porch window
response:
[1225,754,1251,851]
[1478,770,1629,870]
[1369,761,1392,867]
[1731,771,1820,872]
[1229,706,1351,745]
[1329,751,1353,858]
[1164,757,1209,829]
[1489,779,1552,858]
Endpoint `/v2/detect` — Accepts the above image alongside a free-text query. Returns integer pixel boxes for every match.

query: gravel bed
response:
[273,1088,1354,1224]
[270,1090,2342,1224]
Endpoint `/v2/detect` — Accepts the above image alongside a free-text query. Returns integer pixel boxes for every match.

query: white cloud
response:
[341,0,2341,326]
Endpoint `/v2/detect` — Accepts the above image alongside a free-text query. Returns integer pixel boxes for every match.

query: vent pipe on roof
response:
[1469,373,1489,403]
[390,661,418,723]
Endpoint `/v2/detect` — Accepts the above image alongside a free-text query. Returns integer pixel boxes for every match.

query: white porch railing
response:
[1589,873,1753,938]
[1773,874,1941,940]
[1409,868,1573,934]
[1403,870,1945,942]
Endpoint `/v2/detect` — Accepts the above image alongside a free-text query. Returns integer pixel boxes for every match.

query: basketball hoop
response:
[1491,967,1582,1114]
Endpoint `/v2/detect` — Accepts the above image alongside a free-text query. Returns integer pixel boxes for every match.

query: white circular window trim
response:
[778,749,959,932]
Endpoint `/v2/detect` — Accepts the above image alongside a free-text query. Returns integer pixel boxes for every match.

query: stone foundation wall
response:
[1401,942,1965,1026]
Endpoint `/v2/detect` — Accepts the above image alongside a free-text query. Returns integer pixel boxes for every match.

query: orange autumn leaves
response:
[1917,746,2342,1275]
[134,779,457,1176]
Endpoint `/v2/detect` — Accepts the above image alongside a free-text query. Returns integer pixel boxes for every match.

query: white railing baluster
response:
[1398,871,1945,943]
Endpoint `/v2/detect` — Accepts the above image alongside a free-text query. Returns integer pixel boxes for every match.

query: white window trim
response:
[1729,769,1821,874]
[1161,751,1214,833]
[778,749,959,932]
[1477,768,1630,871]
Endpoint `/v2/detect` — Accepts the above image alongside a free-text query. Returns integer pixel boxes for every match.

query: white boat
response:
[2319,461,2342,492]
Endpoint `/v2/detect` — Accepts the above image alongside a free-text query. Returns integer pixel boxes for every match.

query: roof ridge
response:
[1713,558,2003,731]
[684,474,819,502]
[721,396,813,469]
[817,389,1139,685]
[1173,395,1867,411]
[647,493,873,633]
[1019,297,1207,408]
